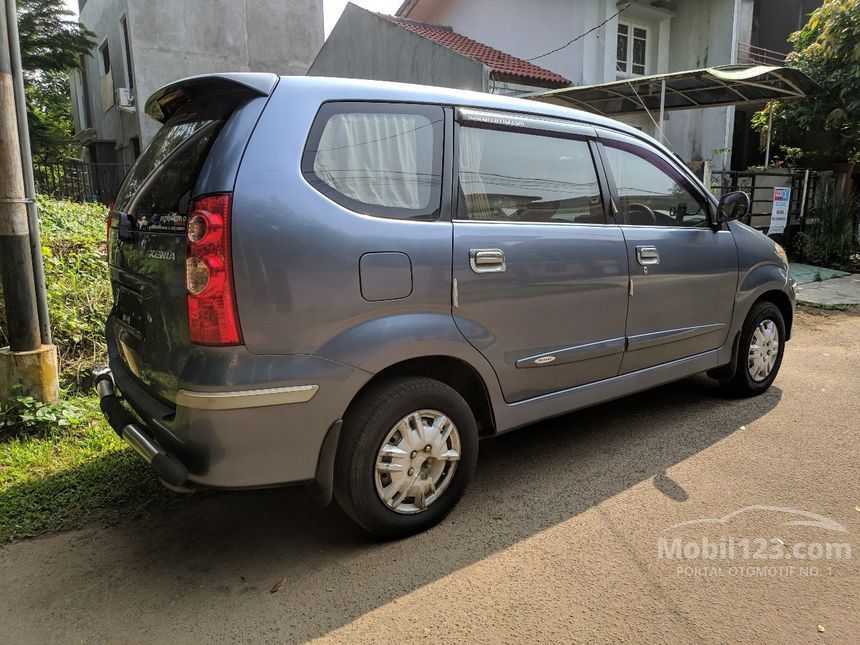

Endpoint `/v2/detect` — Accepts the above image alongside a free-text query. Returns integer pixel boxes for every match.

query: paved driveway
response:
[1,308,858,643]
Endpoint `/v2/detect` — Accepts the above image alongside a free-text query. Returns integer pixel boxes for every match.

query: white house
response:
[312,0,821,170]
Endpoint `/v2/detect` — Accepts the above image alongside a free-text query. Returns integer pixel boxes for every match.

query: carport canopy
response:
[528,65,819,117]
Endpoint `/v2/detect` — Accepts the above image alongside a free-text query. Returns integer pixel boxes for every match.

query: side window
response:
[457,126,604,224]
[602,142,709,227]
[302,103,443,220]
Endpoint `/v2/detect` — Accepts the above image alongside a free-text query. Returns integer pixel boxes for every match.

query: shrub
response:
[0,197,110,389]
[796,197,859,267]
[752,0,860,164]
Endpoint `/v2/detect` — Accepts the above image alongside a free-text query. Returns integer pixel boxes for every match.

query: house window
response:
[616,22,648,76]
[120,16,134,89]
[99,40,111,74]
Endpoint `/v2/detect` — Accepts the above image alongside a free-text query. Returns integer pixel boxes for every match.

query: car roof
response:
[279,75,659,146]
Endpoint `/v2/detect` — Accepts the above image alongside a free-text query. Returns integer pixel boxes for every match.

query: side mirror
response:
[716,191,750,223]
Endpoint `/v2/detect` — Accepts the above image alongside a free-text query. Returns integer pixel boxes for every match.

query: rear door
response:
[596,131,738,373]
[108,77,273,403]
[452,109,629,402]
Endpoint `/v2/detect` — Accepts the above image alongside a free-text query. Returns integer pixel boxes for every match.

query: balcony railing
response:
[737,42,787,66]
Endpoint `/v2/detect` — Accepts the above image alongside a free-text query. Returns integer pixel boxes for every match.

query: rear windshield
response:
[114,95,240,219]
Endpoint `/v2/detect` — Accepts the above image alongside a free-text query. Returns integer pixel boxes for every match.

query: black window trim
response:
[301,101,445,221]
[595,135,718,229]
[452,114,613,226]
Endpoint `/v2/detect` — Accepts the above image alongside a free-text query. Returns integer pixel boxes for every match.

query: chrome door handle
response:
[469,248,506,273]
[636,245,660,265]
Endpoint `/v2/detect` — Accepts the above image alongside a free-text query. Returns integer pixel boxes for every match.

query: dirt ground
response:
[1,307,858,644]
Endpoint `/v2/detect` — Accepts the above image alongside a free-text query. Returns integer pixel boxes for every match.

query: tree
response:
[753,0,860,164]
[16,0,95,161]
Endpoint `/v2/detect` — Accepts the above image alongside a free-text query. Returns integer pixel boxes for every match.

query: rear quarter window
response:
[301,102,444,220]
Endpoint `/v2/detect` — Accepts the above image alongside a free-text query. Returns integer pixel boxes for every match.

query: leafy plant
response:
[778,146,805,167]
[752,0,860,163]
[0,385,85,433]
[796,196,859,267]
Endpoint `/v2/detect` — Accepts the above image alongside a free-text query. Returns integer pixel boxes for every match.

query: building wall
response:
[71,0,137,163]
[658,0,739,170]
[408,0,604,86]
[72,0,323,158]
[407,0,740,169]
[404,0,743,170]
[309,4,488,92]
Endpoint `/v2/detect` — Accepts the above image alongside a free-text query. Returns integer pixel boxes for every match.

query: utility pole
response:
[0,3,58,404]
[6,0,51,345]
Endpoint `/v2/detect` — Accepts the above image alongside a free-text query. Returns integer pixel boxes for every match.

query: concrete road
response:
[1,308,858,644]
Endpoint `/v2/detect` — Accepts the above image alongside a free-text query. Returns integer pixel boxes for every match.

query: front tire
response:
[721,301,786,397]
[334,377,478,538]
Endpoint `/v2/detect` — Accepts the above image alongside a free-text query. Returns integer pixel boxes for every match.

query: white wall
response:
[310,4,488,91]
[408,0,604,86]
[405,0,742,170]
[661,0,738,169]
[74,0,324,154]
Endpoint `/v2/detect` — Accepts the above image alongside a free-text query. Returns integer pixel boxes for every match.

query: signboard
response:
[767,186,791,235]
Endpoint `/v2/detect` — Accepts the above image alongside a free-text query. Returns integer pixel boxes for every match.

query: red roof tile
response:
[384,16,570,87]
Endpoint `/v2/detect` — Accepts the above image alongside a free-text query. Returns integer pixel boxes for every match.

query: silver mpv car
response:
[96,74,794,537]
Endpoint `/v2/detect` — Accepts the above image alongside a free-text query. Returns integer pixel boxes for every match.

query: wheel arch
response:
[344,355,497,438]
[752,289,794,340]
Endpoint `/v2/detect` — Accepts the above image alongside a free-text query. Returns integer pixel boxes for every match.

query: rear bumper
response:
[101,316,372,491]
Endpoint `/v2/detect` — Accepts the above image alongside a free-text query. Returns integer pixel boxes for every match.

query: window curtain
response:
[313,113,430,210]
[458,127,493,220]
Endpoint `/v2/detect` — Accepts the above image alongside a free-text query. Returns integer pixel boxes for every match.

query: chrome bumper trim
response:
[175,384,319,410]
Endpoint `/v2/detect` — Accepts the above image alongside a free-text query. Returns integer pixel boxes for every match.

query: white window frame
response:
[616,21,650,78]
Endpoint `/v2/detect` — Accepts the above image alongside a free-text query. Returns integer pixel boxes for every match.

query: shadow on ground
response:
[2,374,781,640]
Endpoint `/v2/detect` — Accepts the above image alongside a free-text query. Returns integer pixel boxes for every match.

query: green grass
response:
[0,394,172,541]
[0,197,174,542]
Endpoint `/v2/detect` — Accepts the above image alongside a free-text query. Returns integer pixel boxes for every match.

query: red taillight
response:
[185,193,242,345]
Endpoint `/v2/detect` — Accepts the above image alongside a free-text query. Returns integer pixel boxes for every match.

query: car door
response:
[596,131,738,374]
[451,109,630,402]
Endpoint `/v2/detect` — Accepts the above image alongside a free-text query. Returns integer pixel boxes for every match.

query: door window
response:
[602,142,709,227]
[303,103,443,220]
[458,127,604,224]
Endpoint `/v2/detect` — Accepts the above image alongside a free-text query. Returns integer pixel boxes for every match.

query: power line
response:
[526,0,638,62]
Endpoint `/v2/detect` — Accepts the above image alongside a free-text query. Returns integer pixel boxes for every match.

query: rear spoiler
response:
[144,73,279,123]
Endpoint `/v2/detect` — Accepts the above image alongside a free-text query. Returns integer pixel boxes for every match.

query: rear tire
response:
[334,377,478,539]
[720,301,785,397]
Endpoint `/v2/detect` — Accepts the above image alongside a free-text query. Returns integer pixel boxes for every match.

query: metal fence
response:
[33,161,130,205]
[710,168,830,244]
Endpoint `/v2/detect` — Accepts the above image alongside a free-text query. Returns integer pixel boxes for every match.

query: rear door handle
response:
[636,245,660,265]
[469,248,506,273]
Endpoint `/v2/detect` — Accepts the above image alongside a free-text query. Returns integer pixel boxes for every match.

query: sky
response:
[63,1,403,38]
